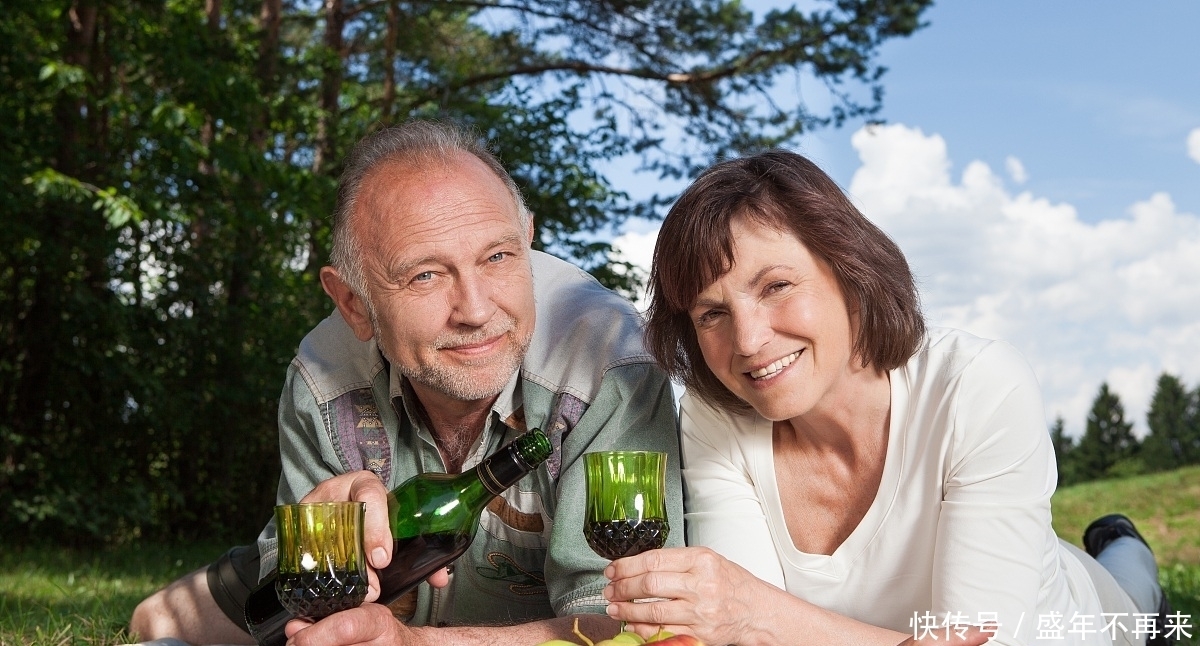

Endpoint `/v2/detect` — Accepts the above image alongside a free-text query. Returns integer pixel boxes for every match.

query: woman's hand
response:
[603,546,778,645]
[604,546,996,646]
[899,624,994,646]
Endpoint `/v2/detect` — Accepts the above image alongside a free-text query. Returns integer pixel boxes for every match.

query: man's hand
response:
[285,602,429,646]
[298,471,450,597]
[300,471,394,601]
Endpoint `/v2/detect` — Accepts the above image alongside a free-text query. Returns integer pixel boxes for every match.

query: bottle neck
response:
[476,441,535,496]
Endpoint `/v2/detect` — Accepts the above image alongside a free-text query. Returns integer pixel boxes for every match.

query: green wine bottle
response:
[245,427,552,646]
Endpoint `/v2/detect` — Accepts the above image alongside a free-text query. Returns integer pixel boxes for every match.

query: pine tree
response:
[1143,372,1189,471]
[1048,416,1076,486]
[1183,384,1200,466]
[1073,383,1139,481]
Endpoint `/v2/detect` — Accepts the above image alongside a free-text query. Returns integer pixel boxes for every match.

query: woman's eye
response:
[766,281,790,294]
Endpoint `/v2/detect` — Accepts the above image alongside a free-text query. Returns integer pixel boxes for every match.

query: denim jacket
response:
[255,250,683,627]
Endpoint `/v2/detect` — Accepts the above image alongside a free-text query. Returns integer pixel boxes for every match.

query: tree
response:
[1073,383,1139,482]
[1048,415,1076,487]
[1188,384,1200,466]
[2,0,934,543]
[1142,372,1190,471]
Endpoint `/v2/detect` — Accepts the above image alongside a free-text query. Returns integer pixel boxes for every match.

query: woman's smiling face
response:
[689,215,860,422]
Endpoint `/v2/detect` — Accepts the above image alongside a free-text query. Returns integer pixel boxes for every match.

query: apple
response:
[648,636,704,646]
[595,632,646,646]
[645,632,704,646]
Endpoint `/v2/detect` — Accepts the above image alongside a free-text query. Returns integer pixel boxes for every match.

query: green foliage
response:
[1059,377,1200,488]
[23,168,147,228]
[1,0,933,543]
[1144,372,1200,472]
[1049,415,1077,487]
[1071,382,1141,482]
[1161,563,1200,644]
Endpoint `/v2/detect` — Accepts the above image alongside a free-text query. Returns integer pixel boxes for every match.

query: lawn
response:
[1053,465,1200,645]
[2,466,1198,645]
[0,541,229,646]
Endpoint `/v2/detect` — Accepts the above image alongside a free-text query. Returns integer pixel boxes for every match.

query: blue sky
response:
[802,0,1200,224]
[609,1,1200,438]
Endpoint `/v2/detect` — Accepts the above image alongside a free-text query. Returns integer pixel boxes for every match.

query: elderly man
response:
[130,120,682,645]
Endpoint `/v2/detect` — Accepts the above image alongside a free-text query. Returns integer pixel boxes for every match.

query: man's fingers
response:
[285,603,394,645]
[350,476,393,569]
[283,617,314,639]
[298,471,393,569]
[426,567,450,588]
[364,566,382,603]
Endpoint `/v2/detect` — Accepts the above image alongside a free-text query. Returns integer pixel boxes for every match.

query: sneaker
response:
[1082,513,1151,558]
[1082,514,1176,646]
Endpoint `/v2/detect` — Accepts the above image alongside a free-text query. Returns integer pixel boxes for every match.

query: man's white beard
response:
[370,303,530,402]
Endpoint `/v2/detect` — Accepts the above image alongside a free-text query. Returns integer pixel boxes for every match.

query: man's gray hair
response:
[329,120,533,300]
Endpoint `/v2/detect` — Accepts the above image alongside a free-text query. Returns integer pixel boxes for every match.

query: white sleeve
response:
[933,341,1058,646]
[680,393,787,590]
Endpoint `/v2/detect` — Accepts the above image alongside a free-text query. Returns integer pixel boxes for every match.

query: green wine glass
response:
[582,451,670,560]
[274,501,369,621]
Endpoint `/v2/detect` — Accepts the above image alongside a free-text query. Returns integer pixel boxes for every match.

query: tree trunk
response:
[304,0,345,276]
[252,0,281,149]
[13,0,101,481]
[310,0,344,176]
[381,0,398,121]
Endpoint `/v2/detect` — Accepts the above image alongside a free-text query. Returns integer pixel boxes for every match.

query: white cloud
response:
[847,124,1200,437]
[610,123,1200,438]
[1189,127,1200,164]
[1005,156,1028,184]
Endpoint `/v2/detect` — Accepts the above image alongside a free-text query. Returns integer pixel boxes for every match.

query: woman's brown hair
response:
[644,149,926,413]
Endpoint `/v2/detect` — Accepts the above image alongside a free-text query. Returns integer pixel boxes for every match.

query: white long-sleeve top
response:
[682,327,1137,646]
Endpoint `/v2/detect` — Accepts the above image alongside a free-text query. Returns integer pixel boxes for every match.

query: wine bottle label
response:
[479,444,529,495]
[479,460,505,496]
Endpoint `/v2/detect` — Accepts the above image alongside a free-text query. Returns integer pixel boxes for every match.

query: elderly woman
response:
[602,150,1172,646]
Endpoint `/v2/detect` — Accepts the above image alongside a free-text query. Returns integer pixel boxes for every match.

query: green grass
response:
[1053,465,1200,645]
[1052,465,1200,566]
[2,468,1198,645]
[0,542,229,646]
